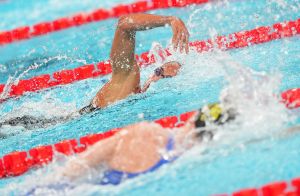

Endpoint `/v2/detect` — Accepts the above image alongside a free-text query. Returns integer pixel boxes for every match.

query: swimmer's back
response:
[107,122,169,173]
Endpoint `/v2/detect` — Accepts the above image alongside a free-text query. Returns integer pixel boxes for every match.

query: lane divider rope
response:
[0,18,299,101]
[223,177,300,196]
[0,87,299,179]
[0,0,209,46]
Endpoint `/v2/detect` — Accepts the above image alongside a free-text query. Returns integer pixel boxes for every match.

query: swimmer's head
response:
[155,61,181,78]
[192,103,236,142]
[194,104,223,128]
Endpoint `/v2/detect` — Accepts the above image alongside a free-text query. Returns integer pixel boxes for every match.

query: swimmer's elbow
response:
[117,15,130,30]
[117,15,136,31]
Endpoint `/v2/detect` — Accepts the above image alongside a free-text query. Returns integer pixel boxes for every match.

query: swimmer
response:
[79,13,189,114]
[0,14,189,131]
[61,103,236,185]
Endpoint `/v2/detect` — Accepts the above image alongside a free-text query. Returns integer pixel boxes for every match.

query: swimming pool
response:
[0,0,300,195]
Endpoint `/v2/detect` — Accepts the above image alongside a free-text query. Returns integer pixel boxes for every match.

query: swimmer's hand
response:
[116,14,189,54]
[169,17,190,54]
[141,74,161,93]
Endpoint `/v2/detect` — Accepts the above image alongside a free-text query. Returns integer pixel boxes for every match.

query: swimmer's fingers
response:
[185,31,190,54]
[173,29,187,53]
[178,32,185,53]
[170,17,189,53]
[179,31,189,54]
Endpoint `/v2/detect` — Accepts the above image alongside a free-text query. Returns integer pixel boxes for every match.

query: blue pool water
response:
[0,0,300,195]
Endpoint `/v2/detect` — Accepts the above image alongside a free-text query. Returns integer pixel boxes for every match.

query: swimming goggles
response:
[154,67,172,78]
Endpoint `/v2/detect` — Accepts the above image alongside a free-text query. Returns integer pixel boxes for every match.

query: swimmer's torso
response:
[93,63,141,108]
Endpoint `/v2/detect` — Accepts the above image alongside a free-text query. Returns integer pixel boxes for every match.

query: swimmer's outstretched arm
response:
[110,13,189,74]
[140,75,159,93]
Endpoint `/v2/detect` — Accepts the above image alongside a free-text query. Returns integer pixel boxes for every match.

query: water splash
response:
[0,91,79,137]
[0,54,87,100]
[215,52,292,142]
[148,42,168,65]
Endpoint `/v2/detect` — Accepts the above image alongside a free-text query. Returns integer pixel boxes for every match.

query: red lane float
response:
[229,180,300,196]
[0,0,209,46]
[54,139,78,155]
[0,159,5,178]
[232,188,258,196]
[281,88,300,109]
[29,145,53,166]
[2,151,28,176]
[261,181,288,196]
[0,87,299,179]
[31,22,53,36]
[12,27,31,41]
[1,18,299,100]
[155,116,178,128]
[292,178,300,194]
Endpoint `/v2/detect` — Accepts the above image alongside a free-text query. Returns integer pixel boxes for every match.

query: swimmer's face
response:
[161,61,181,77]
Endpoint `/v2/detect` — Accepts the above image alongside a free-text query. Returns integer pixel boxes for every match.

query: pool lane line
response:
[0,17,299,101]
[0,0,209,46]
[224,177,300,196]
[0,87,299,179]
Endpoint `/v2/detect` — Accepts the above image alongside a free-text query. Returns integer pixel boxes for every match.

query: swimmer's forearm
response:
[141,75,154,93]
[141,74,162,93]
[118,14,174,31]
[118,13,189,53]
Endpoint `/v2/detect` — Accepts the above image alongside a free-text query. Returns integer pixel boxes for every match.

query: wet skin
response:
[92,14,189,108]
